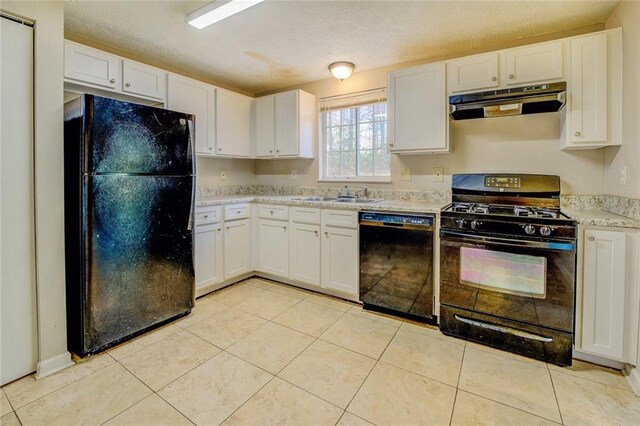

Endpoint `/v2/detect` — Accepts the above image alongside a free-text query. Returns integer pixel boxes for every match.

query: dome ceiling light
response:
[328,62,355,81]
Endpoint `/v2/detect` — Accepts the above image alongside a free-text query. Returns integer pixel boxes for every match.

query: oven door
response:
[439,230,576,333]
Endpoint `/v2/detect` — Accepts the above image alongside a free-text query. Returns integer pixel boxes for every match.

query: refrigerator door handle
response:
[186,117,195,175]
[187,176,195,231]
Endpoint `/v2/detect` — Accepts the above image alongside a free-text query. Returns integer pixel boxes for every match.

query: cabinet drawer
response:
[291,207,321,225]
[322,209,358,229]
[258,204,289,221]
[195,206,222,226]
[225,204,250,221]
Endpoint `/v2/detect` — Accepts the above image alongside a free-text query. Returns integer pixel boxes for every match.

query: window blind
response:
[319,88,386,113]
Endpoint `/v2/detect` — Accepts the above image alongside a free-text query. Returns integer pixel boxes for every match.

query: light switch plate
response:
[219,170,227,182]
[620,165,627,186]
[433,167,444,182]
[399,168,412,181]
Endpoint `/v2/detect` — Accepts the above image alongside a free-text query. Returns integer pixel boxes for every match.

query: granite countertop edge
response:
[196,195,446,214]
[563,208,640,229]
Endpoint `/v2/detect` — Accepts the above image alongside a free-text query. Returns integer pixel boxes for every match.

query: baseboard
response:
[573,350,626,370]
[624,364,640,396]
[35,352,74,379]
[195,272,255,298]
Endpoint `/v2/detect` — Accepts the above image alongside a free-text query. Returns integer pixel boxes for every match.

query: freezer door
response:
[84,95,194,175]
[80,174,194,354]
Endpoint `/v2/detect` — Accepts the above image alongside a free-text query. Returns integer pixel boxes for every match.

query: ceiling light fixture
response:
[328,62,355,81]
[186,0,264,29]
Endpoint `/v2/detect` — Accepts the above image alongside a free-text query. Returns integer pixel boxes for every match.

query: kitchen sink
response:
[302,196,339,202]
[334,198,383,204]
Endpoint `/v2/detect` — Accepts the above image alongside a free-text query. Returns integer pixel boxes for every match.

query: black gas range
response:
[439,173,577,366]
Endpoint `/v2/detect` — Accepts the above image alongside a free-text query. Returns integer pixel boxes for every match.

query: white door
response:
[224,219,251,279]
[275,91,299,157]
[257,219,289,277]
[447,53,499,93]
[216,89,251,157]
[581,229,627,361]
[1,16,38,385]
[290,223,321,287]
[388,62,448,153]
[64,40,121,90]
[505,41,563,85]
[254,95,275,157]
[321,226,358,296]
[194,224,223,291]
[122,60,166,101]
[167,75,212,155]
[569,33,607,145]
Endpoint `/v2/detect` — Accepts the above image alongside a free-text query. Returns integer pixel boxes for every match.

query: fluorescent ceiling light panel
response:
[186,0,264,29]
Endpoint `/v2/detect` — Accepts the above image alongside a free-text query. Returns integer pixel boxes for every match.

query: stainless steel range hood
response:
[449,82,566,120]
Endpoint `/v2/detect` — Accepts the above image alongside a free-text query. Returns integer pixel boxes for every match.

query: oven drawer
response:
[439,305,573,366]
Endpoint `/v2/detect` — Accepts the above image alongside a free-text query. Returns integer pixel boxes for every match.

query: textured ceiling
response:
[64,0,619,95]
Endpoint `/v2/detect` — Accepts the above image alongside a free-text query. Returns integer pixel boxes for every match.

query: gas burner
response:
[514,206,533,217]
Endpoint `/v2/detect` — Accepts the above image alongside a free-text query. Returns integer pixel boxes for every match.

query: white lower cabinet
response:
[257,218,289,277]
[194,223,223,291]
[321,222,359,297]
[289,223,321,286]
[224,218,251,279]
[577,228,639,363]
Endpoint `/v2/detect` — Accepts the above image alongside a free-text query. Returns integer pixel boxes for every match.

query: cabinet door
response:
[388,62,448,153]
[167,75,212,155]
[505,41,563,85]
[257,219,289,277]
[254,95,275,157]
[122,60,166,100]
[64,41,121,90]
[569,34,607,145]
[194,224,223,290]
[275,91,299,157]
[321,225,358,295]
[447,53,499,93]
[224,219,251,279]
[290,223,321,286]
[581,229,627,360]
[216,89,251,157]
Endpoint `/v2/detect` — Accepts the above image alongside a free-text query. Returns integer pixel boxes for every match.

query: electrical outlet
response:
[433,167,444,182]
[399,168,412,181]
[290,170,298,180]
[620,165,627,186]
[219,170,227,182]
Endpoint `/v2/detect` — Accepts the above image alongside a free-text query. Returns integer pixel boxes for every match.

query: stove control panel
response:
[484,176,521,188]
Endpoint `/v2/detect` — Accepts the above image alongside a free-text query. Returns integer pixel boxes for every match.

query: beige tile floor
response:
[2,277,640,426]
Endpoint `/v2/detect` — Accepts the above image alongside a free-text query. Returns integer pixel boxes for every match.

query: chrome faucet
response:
[339,185,353,198]
[361,187,369,199]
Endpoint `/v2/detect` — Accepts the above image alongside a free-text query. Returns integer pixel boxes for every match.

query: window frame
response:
[318,100,392,183]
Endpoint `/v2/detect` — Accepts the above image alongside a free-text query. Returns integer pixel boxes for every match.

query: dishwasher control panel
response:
[360,212,433,227]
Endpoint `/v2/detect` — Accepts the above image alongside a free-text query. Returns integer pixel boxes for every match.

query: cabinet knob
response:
[389,143,394,147]
[575,131,582,137]
[270,210,274,215]
[109,78,116,84]
[509,74,515,80]
[237,211,241,214]
[217,228,221,232]
[283,226,287,231]
[324,231,329,237]
[208,147,213,151]
[203,215,208,218]
[226,226,230,230]
[314,230,318,236]
[491,76,497,82]
[588,236,595,241]
[125,82,131,87]
[276,149,280,153]
[269,150,273,153]
[217,148,222,151]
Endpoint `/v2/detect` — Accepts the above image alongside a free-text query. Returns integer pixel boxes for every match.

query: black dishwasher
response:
[359,211,435,323]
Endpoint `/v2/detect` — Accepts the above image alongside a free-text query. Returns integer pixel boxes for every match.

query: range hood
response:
[449,82,566,120]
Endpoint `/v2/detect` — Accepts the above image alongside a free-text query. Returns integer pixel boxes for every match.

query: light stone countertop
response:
[196,195,446,214]
[563,208,640,229]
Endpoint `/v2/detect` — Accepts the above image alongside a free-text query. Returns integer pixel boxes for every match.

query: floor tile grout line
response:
[448,342,467,426]
[217,375,278,425]
[374,358,461,390]
[548,365,636,394]
[2,386,17,415]
[449,388,459,426]
[548,370,565,425]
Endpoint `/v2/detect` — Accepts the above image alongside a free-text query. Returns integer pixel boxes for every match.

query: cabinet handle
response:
[283,226,287,231]
[208,147,213,151]
[269,150,273,153]
[588,236,595,241]
[314,230,318,236]
[491,76,497,81]
[237,211,241,214]
[125,82,131,87]
[575,131,581,137]
[109,78,116,84]
[389,143,394,147]
[218,148,222,151]
[509,74,515,80]
[270,210,274,215]
[276,149,280,153]
[217,228,221,232]
[226,226,230,230]
[324,231,329,237]
[204,215,208,218]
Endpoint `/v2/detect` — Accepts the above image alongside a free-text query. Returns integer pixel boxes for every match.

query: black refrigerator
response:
[64,94,196,357]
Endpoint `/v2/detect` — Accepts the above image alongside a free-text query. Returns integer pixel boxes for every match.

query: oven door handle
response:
[440,230,575,251]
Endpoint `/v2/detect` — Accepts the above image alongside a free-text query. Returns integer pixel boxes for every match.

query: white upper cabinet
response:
[563,29,622,149]
[254,89,315,158]
[122,60,166,101]
[388,62,449,154]
[64,41,121,90]
[167,75,213,155]
[254,95,276,157]
[216,89,251,157]
[504,41,563,85]
[447,53,499,93]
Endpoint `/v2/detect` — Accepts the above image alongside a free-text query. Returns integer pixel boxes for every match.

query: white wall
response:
[197,158,256,188]
[255,27,608,195]
[2,1,72,376]
[605,2,640,198]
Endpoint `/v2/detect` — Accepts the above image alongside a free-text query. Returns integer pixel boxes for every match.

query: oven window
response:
[459,247,546,298]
